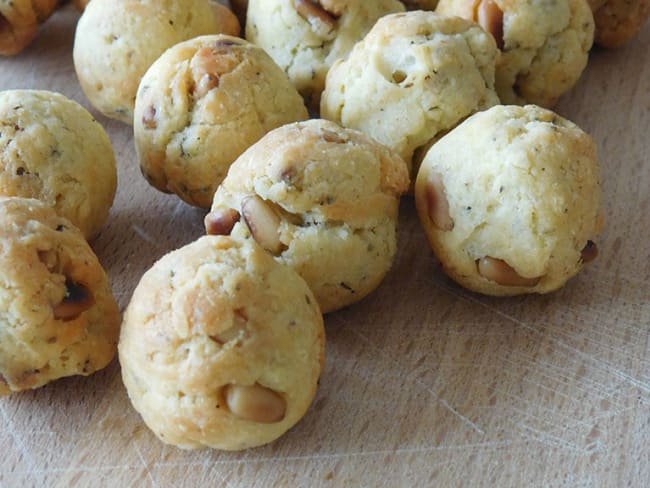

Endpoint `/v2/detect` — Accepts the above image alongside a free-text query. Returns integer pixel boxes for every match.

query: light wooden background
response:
[1,5,648,487]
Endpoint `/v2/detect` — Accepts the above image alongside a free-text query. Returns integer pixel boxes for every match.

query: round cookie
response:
[415,105,603,296]
[0,0,58,55]
[73,0,240,124]
[134,35,308,208]
[245,0,405,108]
[436,0,594,107]
[321,11,500,173]
[589,0,650,47]
[0,90,117,240]
[119,235,325,450]
[0,197,120,395]
[205,119,410,313]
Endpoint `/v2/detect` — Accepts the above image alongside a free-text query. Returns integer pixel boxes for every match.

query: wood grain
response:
[1,5,648,487]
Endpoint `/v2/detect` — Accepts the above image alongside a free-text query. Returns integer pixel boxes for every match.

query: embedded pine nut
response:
[580,240,598,264]
[190,46,239,97]
[477,257,541,287]
[142,105,157,129]
[204,208,240,235]
[476,0,504,49]
[321,128,347,144]
[424,173,454,231]
[53,280,95,320]
[294,0,337,27]
[241,195,284,255]
[223,383,286,423]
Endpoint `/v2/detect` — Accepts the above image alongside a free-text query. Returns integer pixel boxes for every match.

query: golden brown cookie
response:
[0,197,120,395]
[73,0,240,124]
[206,119,410,313]
[0,0,58,55]
[0,90,117,240]
[436,0,594,107]
[246,0,405,108]
[119,235,325,450]
[415,105,603,296]
[321,11,499,174]
[589,0,650,47]
[134,35,308,208]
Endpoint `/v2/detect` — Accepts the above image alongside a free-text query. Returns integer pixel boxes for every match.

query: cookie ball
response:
[0,197,120,395]
[119,236,325,450]
[436,0,594,107]
[0,90,117,239]
[321,11,499,173]
[415,105,603,296]
[206,120,410,313]
[0,0,58,56]
[246,0,405,108]
[73,0,240,124]
[589,0,650,47]
[134,35,308,208]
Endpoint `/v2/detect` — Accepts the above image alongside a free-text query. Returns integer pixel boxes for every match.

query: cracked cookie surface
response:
[0,90,117,239]
[73,0,240,124]
[119,235,325,450]
[436,0,594,107]
[207,119,409,313]
[134,35,308,208]
[245,0,405,108]
[0,0,58,55]
[0,197,120,395]
[415,105,603,296]
[321,11,500,173]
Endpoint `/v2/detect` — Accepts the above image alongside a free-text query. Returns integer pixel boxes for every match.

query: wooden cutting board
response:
[1,5,649,487]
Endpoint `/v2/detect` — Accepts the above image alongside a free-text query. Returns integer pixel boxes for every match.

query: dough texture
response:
[0,90,117,239]
[0,197,120,395]
[321,11,499,171]
[134,35,308,208]
[207,119,409,313]
[73,0,240,123]
[0,0,58,55]
[415,105,603,296]
[119,235,325,450]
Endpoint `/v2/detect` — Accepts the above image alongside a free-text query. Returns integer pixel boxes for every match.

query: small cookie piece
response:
[0,197,120,395]
[415,105,603,296]
[246,0,405,108]
[206,119,409,313]
[119,235,325,450]
[589,0,650,47]
[321,11,499,173]
[134,35,308,208]
[0,0,58,55]
[401,0,439,9]
[0,90,117,239]
[73,0,240,124]
[436,0,594,107]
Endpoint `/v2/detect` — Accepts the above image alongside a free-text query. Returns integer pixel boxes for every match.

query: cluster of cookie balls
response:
[0,0,645,450]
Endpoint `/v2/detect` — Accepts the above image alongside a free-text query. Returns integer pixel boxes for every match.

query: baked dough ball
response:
[0,0,58,55]
[0,197,120,395]
[73,0,240,124]
[321,11,499,173]
[134,35,308,208]
[436,0,594,107]
[401,0,439,9]
[246,0,405,108]
[0,90,117,239]
[589,0,650,47]
[415,105,603,296]
[119,235,325,450]
[206,119,409,313]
